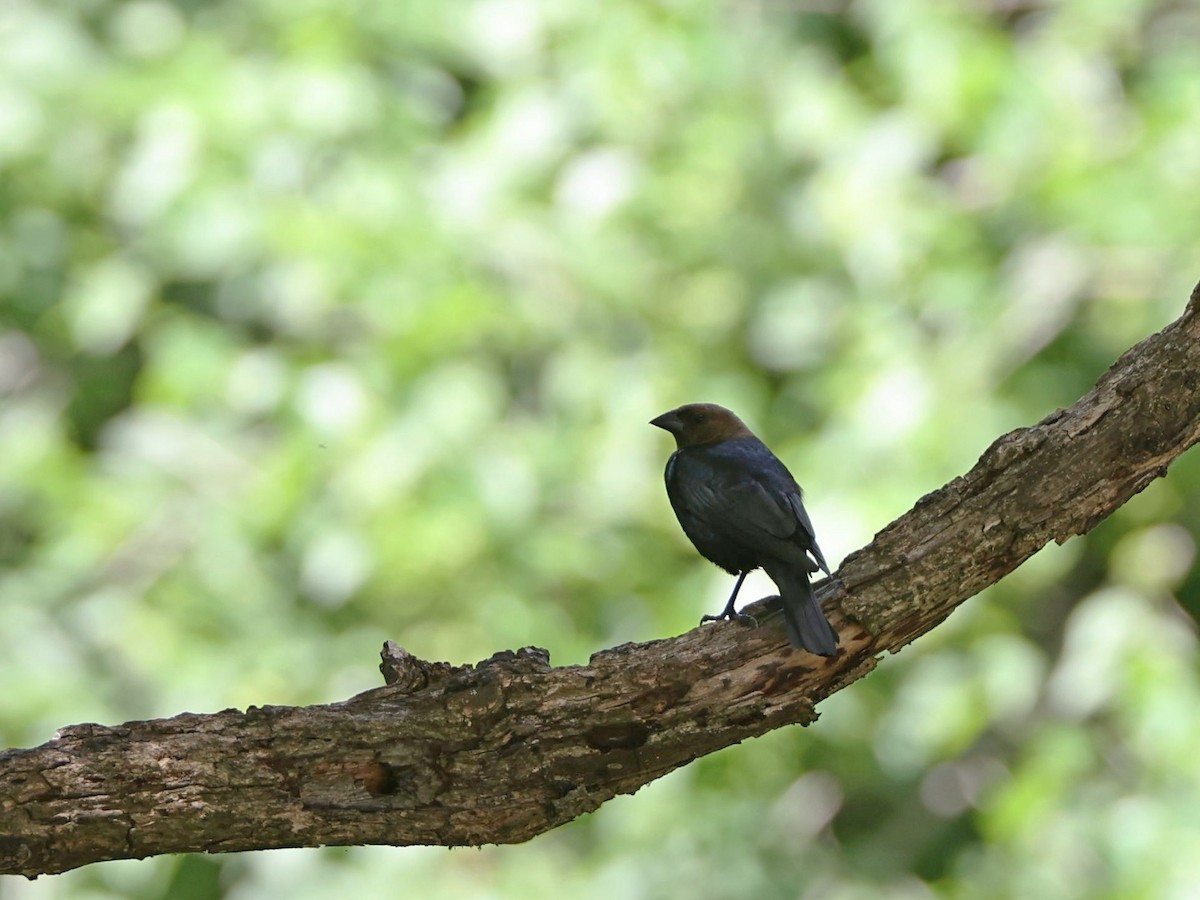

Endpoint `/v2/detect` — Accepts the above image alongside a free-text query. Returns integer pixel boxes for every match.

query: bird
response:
[650,402,838,656]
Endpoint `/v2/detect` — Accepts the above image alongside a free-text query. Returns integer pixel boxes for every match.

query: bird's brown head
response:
[650,403,755,449]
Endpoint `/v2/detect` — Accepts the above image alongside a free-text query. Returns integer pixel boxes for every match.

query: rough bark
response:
[3,286,1199,879]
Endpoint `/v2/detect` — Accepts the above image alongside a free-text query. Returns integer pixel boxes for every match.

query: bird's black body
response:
[652,403,838,656]
[664,438,827,578]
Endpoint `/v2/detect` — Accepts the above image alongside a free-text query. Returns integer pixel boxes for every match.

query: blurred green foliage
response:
[2,0,1200,897]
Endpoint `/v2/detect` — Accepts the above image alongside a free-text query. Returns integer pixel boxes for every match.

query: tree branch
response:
[4,286,1200,878]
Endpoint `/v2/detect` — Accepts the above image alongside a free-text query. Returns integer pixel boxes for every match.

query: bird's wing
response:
[670,443,831,574]
[785,492,831,576]
[670,449,805,546]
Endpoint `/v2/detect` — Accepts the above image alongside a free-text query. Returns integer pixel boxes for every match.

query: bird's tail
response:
[766,563,838,656]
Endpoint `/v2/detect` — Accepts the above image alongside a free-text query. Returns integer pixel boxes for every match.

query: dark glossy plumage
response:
[650,403,838,656]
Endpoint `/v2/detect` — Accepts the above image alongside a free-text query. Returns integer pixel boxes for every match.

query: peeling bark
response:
[3,286,1199,878]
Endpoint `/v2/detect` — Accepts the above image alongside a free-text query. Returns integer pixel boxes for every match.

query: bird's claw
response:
[700,611,759,628]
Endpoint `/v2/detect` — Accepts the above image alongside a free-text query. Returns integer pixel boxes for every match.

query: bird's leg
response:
[700,571,758,627]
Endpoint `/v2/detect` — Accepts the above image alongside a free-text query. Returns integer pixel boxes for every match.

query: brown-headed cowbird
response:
[651,403,838,656]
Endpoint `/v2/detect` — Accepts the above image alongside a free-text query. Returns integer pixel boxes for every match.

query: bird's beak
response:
[650,411,682,434]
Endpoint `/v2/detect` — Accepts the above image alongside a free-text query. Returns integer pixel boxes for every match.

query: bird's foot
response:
[700,610,758,628]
